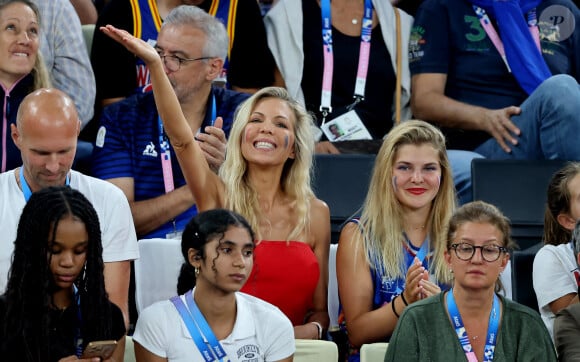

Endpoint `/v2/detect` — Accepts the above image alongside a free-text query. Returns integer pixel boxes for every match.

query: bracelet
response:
[391,295,400,318]
[310,321,323,340]
[400,291,409,306]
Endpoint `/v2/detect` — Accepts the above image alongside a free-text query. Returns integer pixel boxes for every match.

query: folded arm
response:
[107,177,195,237]
[411,73,521,153]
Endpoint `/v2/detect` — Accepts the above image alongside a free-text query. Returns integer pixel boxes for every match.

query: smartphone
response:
[81,340,118,360]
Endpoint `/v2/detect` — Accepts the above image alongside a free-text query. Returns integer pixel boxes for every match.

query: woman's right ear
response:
[188,248,201,267]
[557,212,576,231]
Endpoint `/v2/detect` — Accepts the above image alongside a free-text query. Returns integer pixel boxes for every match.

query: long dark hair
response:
[544,162,580,246]
[2,186,112,361]
[177,209,255,295]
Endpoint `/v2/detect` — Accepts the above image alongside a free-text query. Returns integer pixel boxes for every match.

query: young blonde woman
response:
[337,120,456,361]
[101,21,330,340]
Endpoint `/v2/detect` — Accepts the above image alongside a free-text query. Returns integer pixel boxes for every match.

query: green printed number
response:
[464,15,485,42]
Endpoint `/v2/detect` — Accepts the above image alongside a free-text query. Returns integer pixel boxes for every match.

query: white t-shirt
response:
[533,242,579,339]
[0,169,139,292]
[133,290,295,362]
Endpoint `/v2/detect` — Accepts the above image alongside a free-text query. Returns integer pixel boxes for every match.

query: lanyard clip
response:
[320,106,332,125]
[347,96,363,111]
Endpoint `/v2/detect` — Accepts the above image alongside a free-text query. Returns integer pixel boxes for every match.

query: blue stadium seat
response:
[471,159,568,250]
[312,154,375,243]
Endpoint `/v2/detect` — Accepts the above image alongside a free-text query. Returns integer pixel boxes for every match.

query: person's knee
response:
[447,150,484,205]
[539,74,580,106]
[448,150,484,173]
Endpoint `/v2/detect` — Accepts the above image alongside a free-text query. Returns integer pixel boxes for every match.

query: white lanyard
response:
[319,0,373,124]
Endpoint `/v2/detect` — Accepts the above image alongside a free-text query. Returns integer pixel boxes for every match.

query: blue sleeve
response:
[91,105,134,181]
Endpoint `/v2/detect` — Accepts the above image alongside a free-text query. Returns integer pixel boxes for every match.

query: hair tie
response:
[400,291,409,306]
[391,295,400,318]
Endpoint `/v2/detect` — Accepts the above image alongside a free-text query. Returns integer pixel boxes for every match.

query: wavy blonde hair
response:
[355,120,456,284]
[219,87,315,241]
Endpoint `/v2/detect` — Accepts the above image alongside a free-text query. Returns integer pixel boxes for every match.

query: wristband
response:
[400,291,409,306]
[310,321,323,340]
[391,295,400,318]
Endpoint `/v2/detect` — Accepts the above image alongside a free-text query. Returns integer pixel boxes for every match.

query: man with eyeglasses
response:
[91,5,249,240]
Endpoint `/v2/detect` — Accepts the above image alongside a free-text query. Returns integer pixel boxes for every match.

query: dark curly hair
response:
[177,209,255,295]
[2,186,112,361]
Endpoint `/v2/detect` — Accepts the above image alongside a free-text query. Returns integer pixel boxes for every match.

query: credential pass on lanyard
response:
[170,290,229,362]
[472,5,541,73]
[19,168,70,202]
[320,0,373,124]
[158,95,217,194]
[447,289,500,362]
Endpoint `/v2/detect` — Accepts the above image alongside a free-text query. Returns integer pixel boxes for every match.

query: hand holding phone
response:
[81,340,118,360]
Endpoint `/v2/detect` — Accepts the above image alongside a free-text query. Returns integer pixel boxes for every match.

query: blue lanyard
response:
[170,290,228,362]
[19,168,70,202]
[403,233,430,270]
[73,285,83,358]
[446,289,500,362]
[319,0,373,122]
[209,94,217,127]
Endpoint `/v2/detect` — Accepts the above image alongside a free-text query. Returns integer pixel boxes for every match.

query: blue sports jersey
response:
[91,87,249,239]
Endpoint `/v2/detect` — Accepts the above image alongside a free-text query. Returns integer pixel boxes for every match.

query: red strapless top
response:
[240,240,320,325]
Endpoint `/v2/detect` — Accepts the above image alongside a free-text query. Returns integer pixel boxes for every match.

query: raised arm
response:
[99,25,224,211]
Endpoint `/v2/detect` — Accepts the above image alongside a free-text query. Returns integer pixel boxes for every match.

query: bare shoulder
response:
[338,220,363,252]
[310,197,330,219]
[308,197,330,250]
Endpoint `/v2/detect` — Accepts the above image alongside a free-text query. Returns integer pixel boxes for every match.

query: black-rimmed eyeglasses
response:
[159,54,213,72]
[449,243,507,262]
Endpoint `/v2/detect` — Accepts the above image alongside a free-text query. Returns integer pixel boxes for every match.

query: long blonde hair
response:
[32,52,51,90]
[356,120,456,283]
[219,87,315,241]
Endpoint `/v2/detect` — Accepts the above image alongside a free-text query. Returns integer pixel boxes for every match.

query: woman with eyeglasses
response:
[384,201,556,362]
